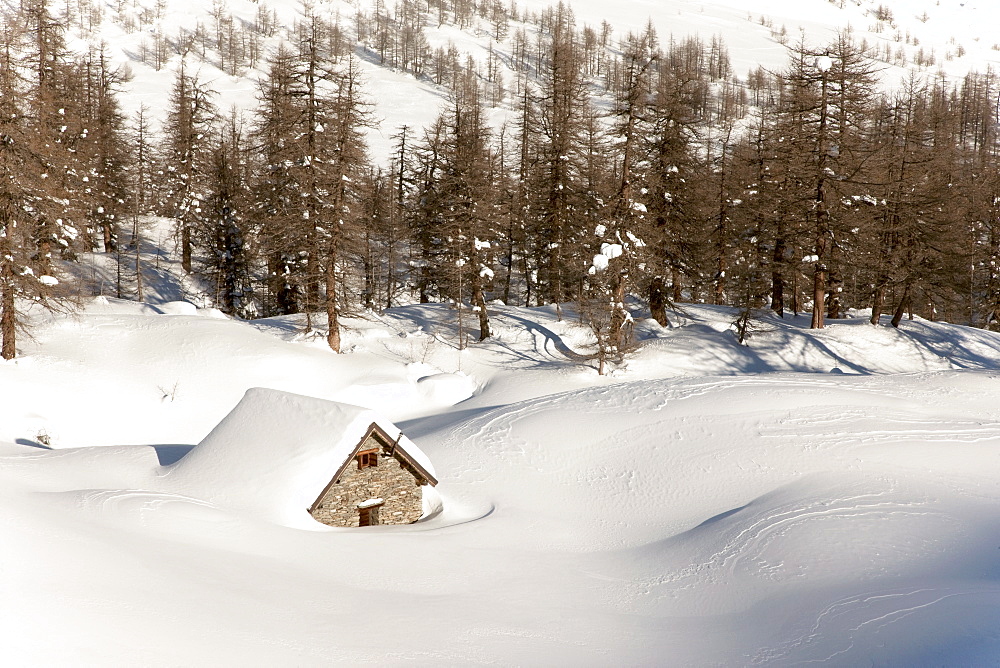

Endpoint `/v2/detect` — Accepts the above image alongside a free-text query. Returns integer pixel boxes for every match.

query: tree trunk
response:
[181,222,192,273]
[385,209,396,311]
[714,136,729,306]
[771,235,785,317]
[102,221,116,252]
[609,272,629,353]
[811,71,830,330]
[522,254,533,307]
[649,276,670,327]
[1,258,14,360]
[890,284,910,328]
[306,243,321,314]
[791,269,799,315]
[811,255,827,329]
[419,274,430,304]
[472,275,490,341]
[133,216,144,302]
[550,226,564,319]
[502,218,514,306]
[325,246,341,353]
[671,265,682,303]
[870,282,886,325]
[826,257,842,319]
[363,230,375,310]
[116,246,124,299]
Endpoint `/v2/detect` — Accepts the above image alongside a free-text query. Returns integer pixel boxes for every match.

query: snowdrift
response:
[3,300,1000,664]
[159,388,436,528]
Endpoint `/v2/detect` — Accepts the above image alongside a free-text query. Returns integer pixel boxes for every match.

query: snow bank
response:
[157,301,200,316]
[415,372,477,405]
[4,301,1000,664]
[159,388,434,528]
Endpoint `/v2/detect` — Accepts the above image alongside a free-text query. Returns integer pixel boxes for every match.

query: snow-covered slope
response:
[69,0,1000,164]
[2,291,1000,664]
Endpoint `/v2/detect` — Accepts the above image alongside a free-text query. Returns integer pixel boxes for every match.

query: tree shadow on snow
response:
[397,404,507,440]
[499,311,591,362]
[689,502,752,530]
[891,319,1000,370]
[14,438,51,450]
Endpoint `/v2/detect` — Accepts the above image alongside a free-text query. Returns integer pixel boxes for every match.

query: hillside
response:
[55,0,1000,163]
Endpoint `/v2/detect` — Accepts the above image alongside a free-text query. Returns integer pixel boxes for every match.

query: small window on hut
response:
[356,449,378,470]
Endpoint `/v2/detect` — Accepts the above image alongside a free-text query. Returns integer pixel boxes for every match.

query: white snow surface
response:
[3,285,1000,664]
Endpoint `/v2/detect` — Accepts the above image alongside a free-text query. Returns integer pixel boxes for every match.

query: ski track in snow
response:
[756,587,1000,665]
[633,492,938,594]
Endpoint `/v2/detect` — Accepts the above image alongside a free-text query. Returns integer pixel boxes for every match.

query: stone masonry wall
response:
[310,436,425,527]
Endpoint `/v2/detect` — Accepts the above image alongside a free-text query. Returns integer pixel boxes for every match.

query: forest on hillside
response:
[3,0,1000,365]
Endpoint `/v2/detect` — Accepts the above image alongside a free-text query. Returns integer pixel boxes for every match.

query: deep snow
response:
[2,275,1000,664]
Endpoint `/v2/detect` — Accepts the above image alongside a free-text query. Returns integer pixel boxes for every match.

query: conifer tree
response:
[160,60,217,274]
[24,0,91,266]
[750,98,807,318]
[409,71,497,343]
[84,45,132,255]
[0,17,83,359]
[866,77,966,327]
[130,105,156,302]
[406,114,449,304]
[202,114,255,318]
[639,47,707,321]
[588,27,657,355]
[960,72,1000,329]
[253,44,304,315]
[252,19,374,350]
[779,35,879,327]
[312,55,375,352]
[525,2,593,314]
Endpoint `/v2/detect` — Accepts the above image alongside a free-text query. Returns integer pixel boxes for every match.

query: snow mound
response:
[158,388,435,528]
[82,296,164,316]
[158,301,200,316]
[416,372,477,405]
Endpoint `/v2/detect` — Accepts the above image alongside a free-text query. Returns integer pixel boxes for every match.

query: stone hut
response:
[161,388,438,530]
[308,422,437,527]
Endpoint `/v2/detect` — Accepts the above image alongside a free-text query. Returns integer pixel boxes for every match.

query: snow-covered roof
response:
[158,388,435,528]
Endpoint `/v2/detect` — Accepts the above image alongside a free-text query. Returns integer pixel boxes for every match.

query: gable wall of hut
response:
[310,437,425,527]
